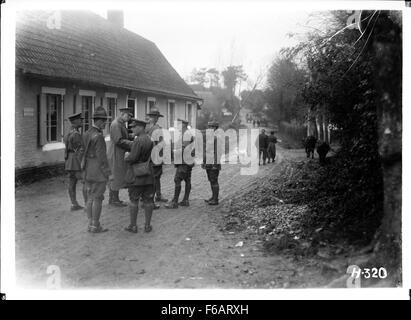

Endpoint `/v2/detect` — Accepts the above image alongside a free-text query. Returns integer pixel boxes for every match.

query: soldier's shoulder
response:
[110,118,121,128]
[71,129,82,137]
[88,127,103,139]
[136,134,151,142]
[152,123,162,130]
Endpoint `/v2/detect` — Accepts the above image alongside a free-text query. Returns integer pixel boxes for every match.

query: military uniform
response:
[146,109,167,203]
[108,108,134,206]
[83,107,111,233]
[166,119,194,208]
[267,134,277,163]
[63,112,86,211]
[257,131,268,165]
[202,120,221,205]
[124,119,155,233]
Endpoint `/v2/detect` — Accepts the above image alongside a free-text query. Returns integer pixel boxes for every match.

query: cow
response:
[304,135,317,159]
[316,141,331,165]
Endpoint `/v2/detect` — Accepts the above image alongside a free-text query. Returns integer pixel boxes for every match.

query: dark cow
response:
[316,141,331,165]
[304,135,317,159]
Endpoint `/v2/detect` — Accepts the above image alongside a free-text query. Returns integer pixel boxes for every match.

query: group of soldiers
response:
[257,129,278,165]
[64,106,221,234]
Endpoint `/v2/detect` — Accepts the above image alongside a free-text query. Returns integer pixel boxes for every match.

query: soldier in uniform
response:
[266,131,278,163]
[83,107,111,233]
[145,108,168,208]
[107,107,134,207]
[202,120,221,205]
[165,119,194,209]
[257,129,268,165]
[124,119,155,234]
[64,112,86,211]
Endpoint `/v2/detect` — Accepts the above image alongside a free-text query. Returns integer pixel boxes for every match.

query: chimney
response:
[107,10,124,28]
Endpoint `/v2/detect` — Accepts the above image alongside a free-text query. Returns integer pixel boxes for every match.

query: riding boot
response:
[125,203,139,233]
[86,198,93,231]
[205,182,214,203]
[154,176,168,202]
[69,177,83,211]
[144,202,154,232]
[165,186,180,209]
[91,199,103,228]
[172,185,181,203]
[82,183,88,206]
[68,177,77,205]
[208,185,219,205]
[110,190,127,207]
[108,189,115,204]
[180,183,191,206]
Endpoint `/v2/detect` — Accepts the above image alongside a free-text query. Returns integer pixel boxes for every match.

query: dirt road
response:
[16,145,316,289]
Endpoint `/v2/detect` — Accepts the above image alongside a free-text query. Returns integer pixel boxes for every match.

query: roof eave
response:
[17,69,202,102]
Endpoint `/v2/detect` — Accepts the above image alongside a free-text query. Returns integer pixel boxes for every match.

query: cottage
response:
[15,10,201,178]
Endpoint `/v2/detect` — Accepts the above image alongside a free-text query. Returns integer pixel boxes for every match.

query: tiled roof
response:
[16,11,199,100]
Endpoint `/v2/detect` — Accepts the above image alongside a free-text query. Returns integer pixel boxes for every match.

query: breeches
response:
[174,166,192,187]
[85,181,106,201]
[128,185,155,205]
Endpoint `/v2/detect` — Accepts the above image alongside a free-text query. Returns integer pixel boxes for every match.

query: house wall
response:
[15,74,199,170]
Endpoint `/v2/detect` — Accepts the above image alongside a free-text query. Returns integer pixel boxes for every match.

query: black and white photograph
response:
[1,0,409,300]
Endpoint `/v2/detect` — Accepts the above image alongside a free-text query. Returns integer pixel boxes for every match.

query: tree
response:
[221,65,247,97]
[240,89,266,116]
[292,10,401,285]
[265,55,306,126]
[207,68,220,88]
[190,67,208,86]
[368,10,402,286]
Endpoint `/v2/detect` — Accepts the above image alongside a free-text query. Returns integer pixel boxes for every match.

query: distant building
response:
[15,11,201,175]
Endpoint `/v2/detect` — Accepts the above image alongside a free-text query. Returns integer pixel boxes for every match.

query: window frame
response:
[78,90,96,133]
[186,101,193,125]
[39,87,66,148]
[167,99,176,129]
[104,92,117,135]
[45,93,63,143]
[126,95,137,118]
[146,97,156,115]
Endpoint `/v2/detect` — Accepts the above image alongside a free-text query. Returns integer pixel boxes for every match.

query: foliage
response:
[287,11,384,233]
[221,65,247,97]
[242,10,388,247]
[264,54,307,126]
[240,89,266,117]
[189,67,208,86]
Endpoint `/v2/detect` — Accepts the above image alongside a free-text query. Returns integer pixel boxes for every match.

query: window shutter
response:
[38,93,47,146]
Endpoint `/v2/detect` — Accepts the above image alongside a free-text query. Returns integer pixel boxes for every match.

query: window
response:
[78,90,96,133]
[168,100,175,128]
[147,97,156,114]
[105,96,117,134]
[187,102,192,125]
[127,98,136,117]
[81,96,93,132]
[39,87,66,146]
[46,94,62,142]
[107,97,117,120]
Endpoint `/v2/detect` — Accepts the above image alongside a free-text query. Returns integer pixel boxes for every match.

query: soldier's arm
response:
[95,135,111,178]
[111,122,133,151]
[124,140,141,164]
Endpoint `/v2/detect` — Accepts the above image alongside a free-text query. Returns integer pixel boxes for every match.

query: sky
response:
[94,2,313,90]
